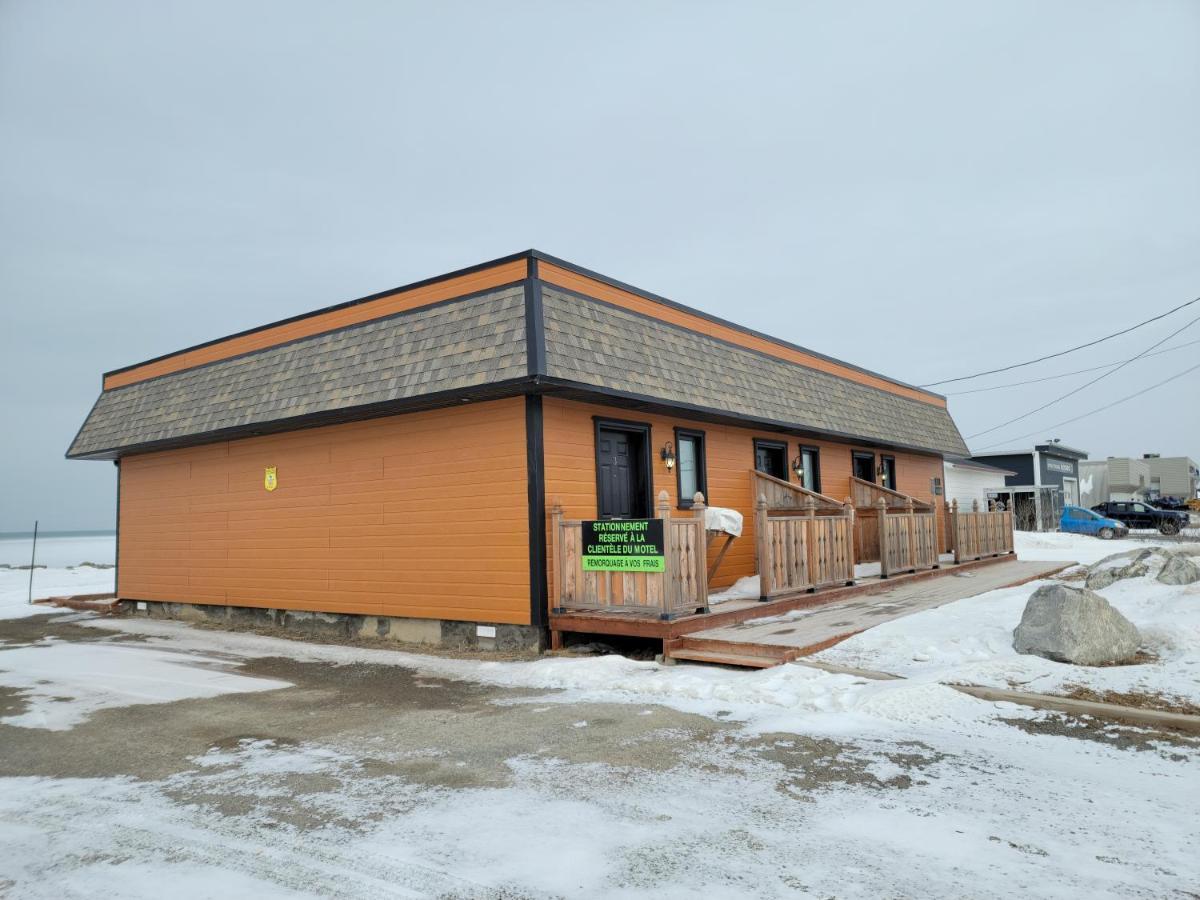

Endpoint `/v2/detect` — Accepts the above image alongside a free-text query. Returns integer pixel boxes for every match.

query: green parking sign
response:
[581,519,665,572]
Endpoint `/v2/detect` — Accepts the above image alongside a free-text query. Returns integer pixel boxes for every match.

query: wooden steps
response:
[666,635,797,669]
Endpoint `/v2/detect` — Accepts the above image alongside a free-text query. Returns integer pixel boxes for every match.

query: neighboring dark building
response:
[970,442,1089,531]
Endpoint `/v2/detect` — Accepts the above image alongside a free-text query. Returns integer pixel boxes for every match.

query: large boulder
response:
[1085,548,1154,590]
[1157,553,1200,586]
[1013,583,1142,665]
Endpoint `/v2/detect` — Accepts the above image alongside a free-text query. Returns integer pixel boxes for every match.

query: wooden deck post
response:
[844,497,856,586]
[692,492,709,613]
[971,498,981,562]
[755,492,770,601]
[876,496,890,578]
[550,500,564,614]
[951,499,961,565]
[658,489,674,619]
[804,495,818,592]
[904,496,916,573]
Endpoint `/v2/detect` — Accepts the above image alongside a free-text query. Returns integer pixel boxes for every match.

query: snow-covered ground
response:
[818,532,1200,705]
[0,529,1197,896]
[0,533,115,620]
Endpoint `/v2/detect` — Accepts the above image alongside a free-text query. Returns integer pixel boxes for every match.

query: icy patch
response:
[0,641,291,730]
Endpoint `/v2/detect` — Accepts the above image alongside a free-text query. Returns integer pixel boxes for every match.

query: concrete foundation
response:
[117,600,543,652]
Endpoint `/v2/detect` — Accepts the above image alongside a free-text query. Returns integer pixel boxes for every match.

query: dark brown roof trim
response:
[97,280,526,396]
[101,251,535,381]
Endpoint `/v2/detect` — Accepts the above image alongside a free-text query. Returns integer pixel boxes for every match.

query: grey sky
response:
[2,0,1198,532]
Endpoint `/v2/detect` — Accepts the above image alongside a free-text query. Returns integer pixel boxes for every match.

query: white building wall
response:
[945,464,1008,513]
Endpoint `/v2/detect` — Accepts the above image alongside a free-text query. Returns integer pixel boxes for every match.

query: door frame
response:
[592,416,654,519]
[753,438,790,481]
[852,450,877,484]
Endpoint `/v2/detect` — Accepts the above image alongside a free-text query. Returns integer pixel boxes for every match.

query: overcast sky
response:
[2,0,1198,532]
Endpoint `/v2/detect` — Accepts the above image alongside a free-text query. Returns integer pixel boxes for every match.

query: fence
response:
[949,499,1015,562]
[875,496,940,577]
[850,477,938,563]
[754,493,856,599]
[549,490,709,619]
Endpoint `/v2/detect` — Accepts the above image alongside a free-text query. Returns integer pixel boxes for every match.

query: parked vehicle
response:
[1090,500,1190,535]
[1154,496,1190,511]
[1061,505,1129,540]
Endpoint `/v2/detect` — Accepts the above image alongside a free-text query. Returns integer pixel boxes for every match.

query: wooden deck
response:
[665,558,1072,667]
[549,551,1056,653]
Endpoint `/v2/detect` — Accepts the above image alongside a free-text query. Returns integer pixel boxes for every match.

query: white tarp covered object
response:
[704,506,743,537]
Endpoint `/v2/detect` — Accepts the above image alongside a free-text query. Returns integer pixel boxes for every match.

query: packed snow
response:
[1,529,1197,896]
[0,533,115,620]
[0,640,291,730]
[819,532,1200,705]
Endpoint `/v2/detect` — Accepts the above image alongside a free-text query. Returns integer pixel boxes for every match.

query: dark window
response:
[852,451,876,483]
[881,455,897,491]
[674,428,707,508]
[594,419,652,519]
[754,439,788,481]
[798,445,821,493]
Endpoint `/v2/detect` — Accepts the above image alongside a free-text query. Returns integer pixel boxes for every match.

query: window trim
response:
[673,427,708,509]
[592,416,654,520]
[852,450,877,484]
[798,444,822,494]
[753,438,790,482]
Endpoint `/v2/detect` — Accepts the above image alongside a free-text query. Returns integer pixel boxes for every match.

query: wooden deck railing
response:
[850,476,938,563]
[754,493,856,599]
[875,496,940,577]
[949,499,1015,563]
[851,476,935,512]
[549,490,709,620]
[752,470,845,513]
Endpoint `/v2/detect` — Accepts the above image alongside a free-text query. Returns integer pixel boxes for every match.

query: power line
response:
[971,358,1200,452]
[965,312,1200,440]
[921,293,1200,387]
[943,337,1200,396]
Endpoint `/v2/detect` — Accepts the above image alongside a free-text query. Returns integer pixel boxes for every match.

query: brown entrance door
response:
[597,426,649,519]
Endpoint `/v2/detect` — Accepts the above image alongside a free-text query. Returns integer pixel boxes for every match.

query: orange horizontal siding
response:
[542,397,945,601]
[118,397,532,625]
[104,259,528,390]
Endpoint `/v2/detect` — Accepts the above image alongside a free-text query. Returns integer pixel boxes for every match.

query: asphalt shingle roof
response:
[68,286,527,457]
[68,276,969,459]
[541,287,969,456]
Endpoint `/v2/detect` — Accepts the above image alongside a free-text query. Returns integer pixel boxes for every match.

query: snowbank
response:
[822,534,1200,705]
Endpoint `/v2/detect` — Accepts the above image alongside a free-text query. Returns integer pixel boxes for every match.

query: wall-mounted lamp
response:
[791,455,805,481]
[877,463,886,480]
[660,441,676,470]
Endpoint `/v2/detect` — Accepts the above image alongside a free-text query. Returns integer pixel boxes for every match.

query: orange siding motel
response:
[69,251,969,649]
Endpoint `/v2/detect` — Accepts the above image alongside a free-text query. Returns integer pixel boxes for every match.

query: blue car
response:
[1060,505,1129,540]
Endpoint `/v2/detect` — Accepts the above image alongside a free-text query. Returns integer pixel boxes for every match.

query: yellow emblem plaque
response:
[264,466,278,492]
